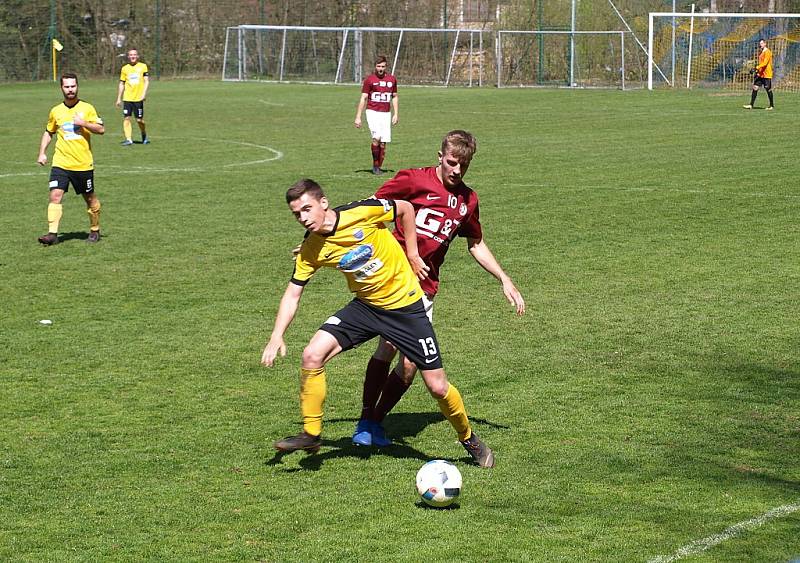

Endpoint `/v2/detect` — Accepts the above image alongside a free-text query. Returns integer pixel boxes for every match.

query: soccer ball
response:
[415,460,462,508]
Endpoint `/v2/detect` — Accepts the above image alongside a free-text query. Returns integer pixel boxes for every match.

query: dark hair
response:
[375,55,388,65]
[60,72,78,85]
[441,130,477,162]
[286,178,325,204]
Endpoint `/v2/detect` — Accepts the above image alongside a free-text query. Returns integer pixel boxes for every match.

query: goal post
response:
[648,11,800,91]
[222,25,486,87]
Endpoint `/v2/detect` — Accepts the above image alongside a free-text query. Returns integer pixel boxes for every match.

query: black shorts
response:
[49,167,94,194]
[123,101,144,119]
[754,76,772,89]
[320,298,443,370]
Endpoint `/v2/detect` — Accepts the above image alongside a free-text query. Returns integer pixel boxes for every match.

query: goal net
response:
[495,30,635,89]
[222,25,486,87]
[648,12,800,91]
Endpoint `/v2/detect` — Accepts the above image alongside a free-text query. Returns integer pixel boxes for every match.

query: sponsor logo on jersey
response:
[338,244,373,272]
[353,229,365,241]
[426,194,440,200]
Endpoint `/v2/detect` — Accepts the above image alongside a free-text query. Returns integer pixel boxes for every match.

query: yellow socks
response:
[436,383,471,442]
[47,203,63,234]
[86,200,101,231]
[300,367,326,437]
[123,119,133,141]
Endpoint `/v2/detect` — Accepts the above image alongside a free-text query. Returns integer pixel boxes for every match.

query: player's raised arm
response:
[262,282,305,367]
[467,237,526,316]
[395,199,428,280]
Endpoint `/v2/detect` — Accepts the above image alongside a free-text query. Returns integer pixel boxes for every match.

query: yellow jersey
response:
[119,62,149,101]
[757,47,773,79]
[291,199,422,310]
[46,100,102,171]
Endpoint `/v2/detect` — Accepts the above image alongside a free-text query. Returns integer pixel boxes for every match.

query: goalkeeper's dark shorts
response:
[320,297,443,370]
[754,76,772,89]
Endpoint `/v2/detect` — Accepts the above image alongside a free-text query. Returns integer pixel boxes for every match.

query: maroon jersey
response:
[362,73,397,112]
[375,166,482,296]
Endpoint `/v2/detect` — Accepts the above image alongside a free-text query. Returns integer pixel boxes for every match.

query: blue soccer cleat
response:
[370,421,392,447]
[352,419,372,446]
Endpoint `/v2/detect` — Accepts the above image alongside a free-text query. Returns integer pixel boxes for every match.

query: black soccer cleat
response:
[461,431,495,468]
[274,431,322,453]
[38,233,59,246]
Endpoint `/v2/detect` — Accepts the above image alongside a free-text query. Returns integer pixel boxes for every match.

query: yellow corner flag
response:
[52,38,63,52]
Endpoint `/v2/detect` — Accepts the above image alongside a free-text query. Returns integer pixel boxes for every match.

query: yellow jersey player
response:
[744,39,774,110]
[37,73,105,245]
[115,48,150,145]
[261,179,495,468]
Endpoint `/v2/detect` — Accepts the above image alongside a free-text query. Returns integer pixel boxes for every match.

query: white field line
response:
[258,99,285,106]
[0,138,283,178]
[648,500,800,563]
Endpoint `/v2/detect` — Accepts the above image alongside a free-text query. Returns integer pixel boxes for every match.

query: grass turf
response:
[1,79,799,561]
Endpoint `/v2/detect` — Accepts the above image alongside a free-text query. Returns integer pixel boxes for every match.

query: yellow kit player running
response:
[115,48,150,145]
[37,73,105,245]
[261,179,495,467]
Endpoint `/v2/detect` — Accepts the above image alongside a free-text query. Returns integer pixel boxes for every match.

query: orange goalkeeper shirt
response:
[757,47,773,79]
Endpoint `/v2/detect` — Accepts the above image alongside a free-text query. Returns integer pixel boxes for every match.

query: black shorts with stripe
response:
[49,166,94,194]
[123,101,144,118]
[320,298,443,370]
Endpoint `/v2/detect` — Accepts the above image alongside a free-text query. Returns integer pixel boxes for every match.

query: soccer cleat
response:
[766,106,774,111]
[121,139,134,146]
[274,431,321,453]
[87,230,101,243]
[460,431,495,468]
[370,421,392,447]
[352,419,373,446]
[372,166,382,175]
[38,233,59,246]
[142,138,150,144]
[742,104,753,109]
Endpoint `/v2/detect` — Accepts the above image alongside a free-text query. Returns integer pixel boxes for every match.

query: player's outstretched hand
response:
[354,117,362,129]
[408,253,430,281]
[261,337,286,367]
[502,280,526,316]
[37,154,48,166]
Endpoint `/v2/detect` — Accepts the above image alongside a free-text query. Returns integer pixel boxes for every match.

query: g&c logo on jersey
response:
[353,229,365,241]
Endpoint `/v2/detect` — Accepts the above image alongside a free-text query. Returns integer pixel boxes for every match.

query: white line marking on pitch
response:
[0,138,284,178]
[648,500,800,563]
[258,99,285,106]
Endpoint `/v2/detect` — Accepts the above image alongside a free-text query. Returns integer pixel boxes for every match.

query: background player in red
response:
[354,55,398,175]
[352,130,526,447]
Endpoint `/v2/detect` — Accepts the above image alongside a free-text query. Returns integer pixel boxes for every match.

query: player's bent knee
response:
[420,369,449,399]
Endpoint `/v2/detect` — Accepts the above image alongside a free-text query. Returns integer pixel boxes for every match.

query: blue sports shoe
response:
[121,139,133,146]
[352,420,372,446]
[142,138,150,144]
[370,422,392,447]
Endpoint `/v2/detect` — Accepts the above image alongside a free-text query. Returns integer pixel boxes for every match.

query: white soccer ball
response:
[415,460,462,508]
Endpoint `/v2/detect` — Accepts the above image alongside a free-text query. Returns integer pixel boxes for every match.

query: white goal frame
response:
[222,25,486,87]
[647,11,800,90]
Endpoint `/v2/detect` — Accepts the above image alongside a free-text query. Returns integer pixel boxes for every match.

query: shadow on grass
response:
[266,411,509,471]
[52,231,95,243]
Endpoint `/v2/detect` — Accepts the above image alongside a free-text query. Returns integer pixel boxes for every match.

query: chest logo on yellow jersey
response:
[338,244,373,272]
[353,229,365,241]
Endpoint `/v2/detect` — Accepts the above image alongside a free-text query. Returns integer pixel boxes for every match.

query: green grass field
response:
[1,79,799,561]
